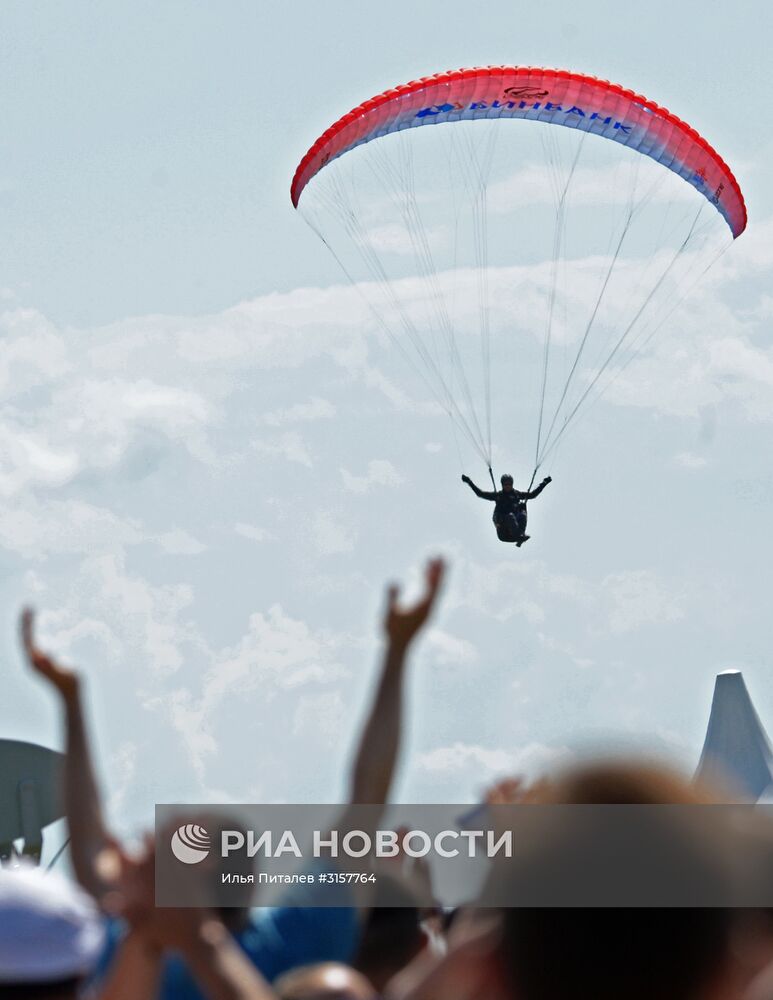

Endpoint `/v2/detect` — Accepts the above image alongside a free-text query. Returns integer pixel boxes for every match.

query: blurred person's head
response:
[500,759,737,1000]
[275,962,376,1000]
[388,759,740,1000]
[536,757,719,805]
[0,864,104,1000]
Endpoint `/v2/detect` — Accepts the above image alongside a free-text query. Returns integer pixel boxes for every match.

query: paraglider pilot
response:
[462,472,552,546]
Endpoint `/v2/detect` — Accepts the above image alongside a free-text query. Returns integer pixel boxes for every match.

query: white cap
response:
[0,864,105,983]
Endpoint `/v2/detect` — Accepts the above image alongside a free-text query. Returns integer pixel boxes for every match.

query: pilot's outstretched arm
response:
[522,476,552,501]
[461,475,497,501]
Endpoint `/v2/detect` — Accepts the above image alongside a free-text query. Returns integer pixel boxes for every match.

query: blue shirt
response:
[97,905,360,1000]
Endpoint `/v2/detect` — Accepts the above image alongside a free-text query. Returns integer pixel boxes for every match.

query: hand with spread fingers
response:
[384,557,446,650]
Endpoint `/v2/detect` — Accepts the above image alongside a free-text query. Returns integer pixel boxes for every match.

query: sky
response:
[2,0,773,860]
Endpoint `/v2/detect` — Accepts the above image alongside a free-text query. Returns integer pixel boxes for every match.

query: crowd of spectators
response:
[3,557,773,1000]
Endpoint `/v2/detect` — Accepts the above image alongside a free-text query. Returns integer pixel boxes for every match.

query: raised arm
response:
[461,475,497,501]
[349,558,446,806]
[101,841,276,1000]
[20,610,115,901]
[523,475,552,501]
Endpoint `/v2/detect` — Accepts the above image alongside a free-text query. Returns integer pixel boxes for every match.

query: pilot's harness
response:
[487,466,527,526]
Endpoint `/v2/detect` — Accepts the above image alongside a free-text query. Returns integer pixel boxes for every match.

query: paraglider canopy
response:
[292,67,746,236]
[292,67,746,480]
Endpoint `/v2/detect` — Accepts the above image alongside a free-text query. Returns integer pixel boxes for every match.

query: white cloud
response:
[252,431,313,468]
[448,551,685,640]
[261,396,336,427]
[105,742,139,823]
[161,689,217,774]
[156,528,206,555]
[606,327,773,424]
[447,554,574,624]
[0,307,220,497]
[748,294,773,321]
[0,499,142,559]
[208,604,343,698]
[418,741,515,775]
[73,551,199,674]
[674,452,708,470]
[159,605,348,777]
[488,162,696,213]
[312,511,356,555]
[293,692,347,742]
[371,370,441,414]
[340,459,404,494]
[0,424,80,496]
[168,287,372,374]
[599,570,685,635]
[417,741,570,785]
[0,308,71,397]
[426,627,478,666]
[1,211,765,522]
[355,222,449,257]
[34,611,123,666]
[62,378,215,465]
[234,523,272,543]
[597,217,773,422]
[538,632,594,669]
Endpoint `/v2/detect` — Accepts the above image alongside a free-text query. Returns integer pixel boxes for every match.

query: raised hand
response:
[384,557,446,649]
[102,835,275,1000]
[461,474,471,484]
[114,837,206,948]
[20,608,80,701]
